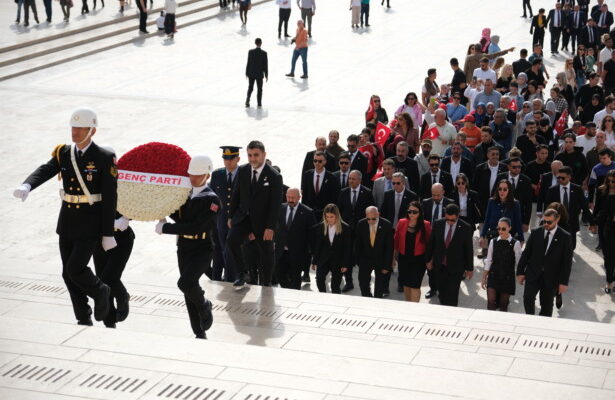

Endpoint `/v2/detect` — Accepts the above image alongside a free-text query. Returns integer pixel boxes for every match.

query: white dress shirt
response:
[450,159,461,182]
[484,236,522,271]
[252,163,265,182]
[327,224,336,244]
[488,163,500,191]
[544,226,558,253]
[458,191,468,217]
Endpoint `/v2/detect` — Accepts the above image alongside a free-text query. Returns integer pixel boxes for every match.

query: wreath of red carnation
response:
[118,142,191,176]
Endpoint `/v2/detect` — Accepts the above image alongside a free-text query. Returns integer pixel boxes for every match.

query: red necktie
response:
[315,174,320,195]
[443,224,454,265]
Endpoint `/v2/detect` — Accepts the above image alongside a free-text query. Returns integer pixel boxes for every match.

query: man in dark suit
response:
[568,4,588,53]
[472,147,508,218]
[530,8,548,47]
[354,207,394,298]
[245,38,268,108]
[347,134,368,176]
[301,150,341,220]
[209,145,242,283]
[517,208,573,317]
[388,141,421,195]
[579,18,599,49]
[337,170,375,292]
[537,160,563,215]
[381,172,419,229]
[228,141,283,288]
[419,155,453,200]
[275,188,316,289]
[302,136,338,174]
[440,143,473,185]
[547,2,565,54]
[512,49,532,77]
[421,183,454,299]
[495,157,533,231]
[593,3,613,36]
[332,152,351,189]
[544,166,596,249]
[426,204,474,307]
[473,126,504,167]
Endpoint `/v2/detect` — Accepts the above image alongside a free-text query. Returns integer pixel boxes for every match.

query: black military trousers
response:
[228,219,275,286]
[59,236,104,321]
[93,228,134,326]
[177,245,211,336]
[275,250,303,289]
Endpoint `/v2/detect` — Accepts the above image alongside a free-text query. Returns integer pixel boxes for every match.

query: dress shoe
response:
[199,299,214,331]
[284,34,291,37]
[94,284,111,321]
[24,23,29,27]
[105,323,117,329]
[302,271,310,283]
[425,290,437,299]
[245,101,249,107]
[116,294,129,322]
[300,75,308,79]
[383,287,390,296]
[285,73,294,77]
[15,19,19,23]
[77,317,93,326]
[35,16,39,24]
[341,283,354,293]
[257,103,262,107]
[308,33,312,38]
[366,24,370,27]
[140,29,149,34]
[195,332,207,339]
[555,293,563,309]
[233,277,245,289]
[46,18,51,23]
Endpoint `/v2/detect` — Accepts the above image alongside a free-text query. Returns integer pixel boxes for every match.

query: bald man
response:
[537,160,563,216]
[275,188,317,289]
[302,136,338,174]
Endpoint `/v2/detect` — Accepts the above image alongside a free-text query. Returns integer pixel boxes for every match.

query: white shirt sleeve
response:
[513,240,522,269]
[484,239,495,271]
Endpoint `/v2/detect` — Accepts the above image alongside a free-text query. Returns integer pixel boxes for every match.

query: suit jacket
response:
[592,10,614,31]
[547,9,565,31]
[513,58,532,78]
[302,150,338,174]
[452,189,483,226]
[425,218,474,276]
[388,156,421,195]
[422,197,455,223]
[471,161,508,214]
[380,189,419,226]
[301,170,341,218]
[349,151,368,174]
[440,157,474,184]
[517,226,573,289]
[420,170,454,199]
[567,10,587,30]
[372,176,409,209]
[337,185,375,230]
[545,183,594,232]
[229,163,283,234]
[530,15,547,34]
[210,167,237,221]
[310,221,352,268]
[579,25,599,48]
[354,217,394,271]
[246,47,268,79]
[537,172,557,213]
[275,202,316,267]
[494,173,533,225]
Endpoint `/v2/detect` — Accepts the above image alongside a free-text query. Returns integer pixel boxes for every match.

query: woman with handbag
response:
[480,179,524,255]
[481,217,522,311]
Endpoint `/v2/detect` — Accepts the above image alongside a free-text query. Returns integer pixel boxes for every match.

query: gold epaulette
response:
[52,144,66,181]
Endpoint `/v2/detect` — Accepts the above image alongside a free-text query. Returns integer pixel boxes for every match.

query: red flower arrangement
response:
[118,142,191,176]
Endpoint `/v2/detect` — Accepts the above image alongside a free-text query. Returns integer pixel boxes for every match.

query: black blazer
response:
[301,150,338,174]
[579,25,599,48]
[245,47,268,79]
[471,161,508,215]
[530,15,547,34]
[517,226,573,289]
[425,218,474,276]
[513,58,532,78]
[310,221,352,268]
[537,172,557,213]
[567,10,587,30]
[337,185,375,229]
[301,170,341,218]
[422,197,454,223]
[275,202,316,267]
[388,156,421,195]
[229,163,283,234]
[380,189,419,225]
[420,170,454,199]
[545,183,594,232]
[452,189,483,226]
[349,151,368,174]
[332,170,350,189]
[494,173,534,225]
[440,157,474,184]
[354,217,394,271]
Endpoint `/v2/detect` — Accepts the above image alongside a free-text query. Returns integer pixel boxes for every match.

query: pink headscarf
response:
[480,28,491,53]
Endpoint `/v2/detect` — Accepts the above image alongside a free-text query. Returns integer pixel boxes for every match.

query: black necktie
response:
[352,190,357,208]
[432,174,437,184]
[433,202,440,224]
[511,177,516,190]
[545,230,551,255]
[77,150,83,158]
[589,27,593,42]
[227,172,232,187]
[563,186,569,210]
[252,169,258,187]
[342,174,347,188]
[287,206,294,228]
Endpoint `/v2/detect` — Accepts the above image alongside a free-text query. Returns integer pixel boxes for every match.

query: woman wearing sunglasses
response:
[393,201,431,302]
[452,173,482,229]
[479,180,524,256]
[481,217,522,311]
[595,170,615,294]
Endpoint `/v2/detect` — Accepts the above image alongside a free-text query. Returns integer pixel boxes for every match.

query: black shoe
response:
[24,22,29,27]
[77,317,93,326]
[300,75,308,79]
[341,283,354,293]
[233,277,245,289]
[383,287,390,296]
[46,18,51,23]
[556,293,563,309]
[257,103,262,108]
[596,244,602,251]
[397,284,403,293]
[199,300,213,331]
[302,272,310,283]
[522,15,527,18]
[366,24,370,27]
[35,16,39,24]
[605,287,612,294]
[15,19,19,23]
[94,284,111,321]
[116,294,129,322]
[308,33,312,38]
[140,29,149,34]
[425,290,437,299]
[120,6,124,12]
[285,73,294,77]
[245,101,249,107]
[284,34,291,37]
[195,332,207,339]
[105,323,117,329]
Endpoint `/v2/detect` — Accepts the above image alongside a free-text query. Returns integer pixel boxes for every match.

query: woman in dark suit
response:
[480,180,524,252]
[452,173,482,229]
[394,201,431,302]
[595,170,615,294]
[310,203,351,294]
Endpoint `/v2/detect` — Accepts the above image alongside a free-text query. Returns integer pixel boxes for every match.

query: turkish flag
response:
[375,122,392,147]
[509,98,517,112]
[422,126,440,140]
[359,145,375,173]
[554,109,569,136]
[365,97,375,122]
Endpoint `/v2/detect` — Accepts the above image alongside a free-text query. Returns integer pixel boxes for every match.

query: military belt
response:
[62,193,102,204]
[182,233,207,240]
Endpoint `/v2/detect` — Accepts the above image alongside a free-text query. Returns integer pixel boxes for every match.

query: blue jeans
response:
[16,0,24,21]
[290,47,308,76]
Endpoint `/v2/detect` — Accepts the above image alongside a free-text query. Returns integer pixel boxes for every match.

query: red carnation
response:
[118,142,191,176]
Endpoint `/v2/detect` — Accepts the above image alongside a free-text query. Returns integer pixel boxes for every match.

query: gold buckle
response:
[182,233,207,240]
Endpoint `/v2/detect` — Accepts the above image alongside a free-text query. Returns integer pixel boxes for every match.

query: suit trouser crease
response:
[523,274,556,316]
[278,8,291,35]
[228,218,275,286]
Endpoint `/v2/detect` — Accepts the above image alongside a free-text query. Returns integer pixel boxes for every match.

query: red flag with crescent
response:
[375,122,392,147]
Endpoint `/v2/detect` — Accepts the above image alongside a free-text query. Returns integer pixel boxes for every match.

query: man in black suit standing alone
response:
[228,141,283,288]
[354,206,394,298]
[425,204,474,307]
[245,38,268,108]
[517,208,573,317]
[275,188,316,289]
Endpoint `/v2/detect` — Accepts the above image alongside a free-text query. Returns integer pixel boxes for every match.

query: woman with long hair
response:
[524,80,542,101]
[392,112,418,155]
[596,170,615,294]
[601,116,615,149]
[394,201,431,302]
[422,68,439,107]
[555,72,575,118]
[573,46,587,89]
[395,92,425,132]
[452,173,482,229]
[366,94,389,125]
[310,204,351,294]
[481,217,522,312]
[496,64,513,94]
[479,180,524,256]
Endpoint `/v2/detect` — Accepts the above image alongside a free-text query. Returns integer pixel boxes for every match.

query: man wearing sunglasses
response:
[517,208,573,317]
[300,150,341,220]
[495,157,533,232]
[332,152,351,189]
[420,154,454,199]
[554,133,589,186]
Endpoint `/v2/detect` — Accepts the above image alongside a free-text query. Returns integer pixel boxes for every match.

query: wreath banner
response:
[118,171,191,188]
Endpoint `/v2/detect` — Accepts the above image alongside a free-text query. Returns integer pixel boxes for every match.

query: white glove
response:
[155,218,167,235]
[13,183,31,202]
[114,216,130,231]
[102,236,117,251]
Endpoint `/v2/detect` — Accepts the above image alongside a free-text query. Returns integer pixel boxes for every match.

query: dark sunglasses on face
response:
[313,159,324,164]
[510,165,521,169]
[557,176,568,181]
[542,220,555,225]
[429,163,439,167]
[456,181,466,185]
[339,161,349,165]
[407,210,420,215]
[392,182,402,185]
[497,227,508,231]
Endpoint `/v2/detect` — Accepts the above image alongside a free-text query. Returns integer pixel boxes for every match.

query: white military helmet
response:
[70,107,98,128]
[187,154,214,175]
